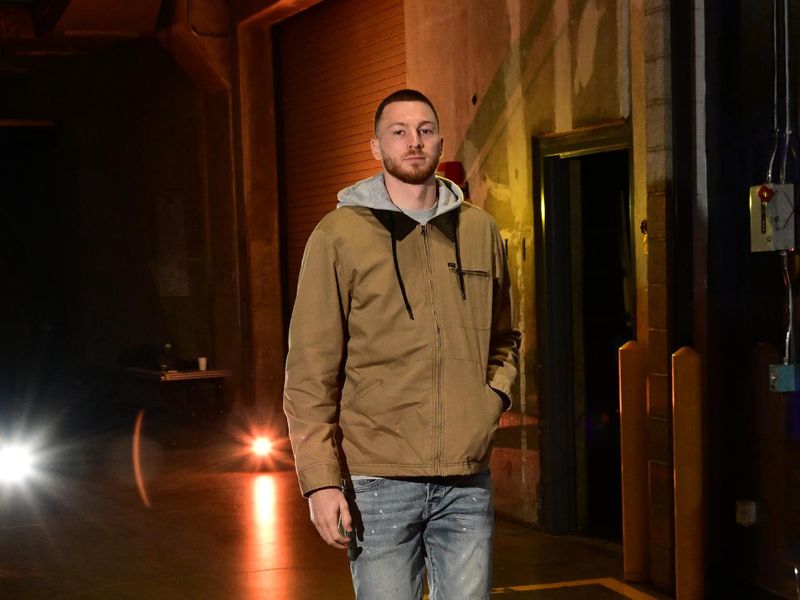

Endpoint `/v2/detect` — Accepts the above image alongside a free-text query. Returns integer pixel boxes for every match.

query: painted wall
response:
[405,0,634,524]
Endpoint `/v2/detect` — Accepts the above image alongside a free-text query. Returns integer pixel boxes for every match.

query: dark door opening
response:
[536,132,633,541]
[578,150,632,540]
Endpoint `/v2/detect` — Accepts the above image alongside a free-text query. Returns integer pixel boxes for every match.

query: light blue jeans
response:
[343,471,494,600]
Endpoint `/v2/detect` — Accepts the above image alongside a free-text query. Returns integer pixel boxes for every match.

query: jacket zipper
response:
[421,225,443,473]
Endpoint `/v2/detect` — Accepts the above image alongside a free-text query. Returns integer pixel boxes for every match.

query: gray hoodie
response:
[336,172,464,218]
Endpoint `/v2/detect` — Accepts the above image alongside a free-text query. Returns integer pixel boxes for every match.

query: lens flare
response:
[252,437,272,457]
[132,409,152,508]
[0,443,34,483]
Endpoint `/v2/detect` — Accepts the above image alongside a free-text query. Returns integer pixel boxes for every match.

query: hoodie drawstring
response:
[390,212,415,320]
[380,208,464,319]
[452,210,466,300]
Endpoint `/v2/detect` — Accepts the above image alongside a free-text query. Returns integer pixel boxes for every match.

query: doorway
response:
[535,125,633,541]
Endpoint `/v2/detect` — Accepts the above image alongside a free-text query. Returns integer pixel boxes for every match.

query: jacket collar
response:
[369,208,458,242]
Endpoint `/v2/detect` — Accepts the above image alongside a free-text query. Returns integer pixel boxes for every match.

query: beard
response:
[383,153,439,184]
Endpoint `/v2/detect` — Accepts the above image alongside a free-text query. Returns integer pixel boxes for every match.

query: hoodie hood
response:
[337,172,464,216]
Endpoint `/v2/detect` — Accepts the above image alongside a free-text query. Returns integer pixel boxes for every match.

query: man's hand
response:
[308,487,352,550]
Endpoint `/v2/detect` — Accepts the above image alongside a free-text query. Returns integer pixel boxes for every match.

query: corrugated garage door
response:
[275,0,406,307]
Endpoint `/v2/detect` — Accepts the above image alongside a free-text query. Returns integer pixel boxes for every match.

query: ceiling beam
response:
[235,0,322,27]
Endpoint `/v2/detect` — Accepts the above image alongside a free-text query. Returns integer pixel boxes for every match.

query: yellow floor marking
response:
[491,577,660,599]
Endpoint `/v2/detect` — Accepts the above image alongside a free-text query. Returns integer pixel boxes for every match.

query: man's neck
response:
[384,174,437,211]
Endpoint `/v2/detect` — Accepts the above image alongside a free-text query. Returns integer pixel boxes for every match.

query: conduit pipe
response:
[618,340,648,581]
[672,346,704,600]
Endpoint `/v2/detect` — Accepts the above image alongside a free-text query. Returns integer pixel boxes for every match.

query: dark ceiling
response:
[0,0,167,76]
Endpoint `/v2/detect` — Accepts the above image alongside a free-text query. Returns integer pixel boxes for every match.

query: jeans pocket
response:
[349,476,385,493]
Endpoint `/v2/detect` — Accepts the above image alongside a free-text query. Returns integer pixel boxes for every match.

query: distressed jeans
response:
[343,471,494,600]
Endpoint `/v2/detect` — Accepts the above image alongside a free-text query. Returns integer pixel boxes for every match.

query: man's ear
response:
[370,137,382,161]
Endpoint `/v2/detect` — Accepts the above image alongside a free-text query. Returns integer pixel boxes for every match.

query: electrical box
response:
[769,363,797,392]
[750,183,796,252]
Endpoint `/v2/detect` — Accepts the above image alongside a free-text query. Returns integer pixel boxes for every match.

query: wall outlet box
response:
[750,183,796,252]
[769,363,797,392]
[736,499,757,527]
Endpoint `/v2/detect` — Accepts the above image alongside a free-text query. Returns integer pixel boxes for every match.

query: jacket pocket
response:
[485,384,505,418]
[448,263,492,330]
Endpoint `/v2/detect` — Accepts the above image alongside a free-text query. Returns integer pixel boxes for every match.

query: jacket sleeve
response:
[283,225,349,496]
[486,222,521,408]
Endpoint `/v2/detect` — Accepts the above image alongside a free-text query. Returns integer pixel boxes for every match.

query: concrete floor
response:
[0,408,670,599]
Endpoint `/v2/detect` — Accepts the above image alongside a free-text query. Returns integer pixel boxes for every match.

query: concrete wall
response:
[405,0,638,526]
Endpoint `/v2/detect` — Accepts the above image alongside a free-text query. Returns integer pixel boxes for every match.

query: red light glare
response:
[252,437,272,457]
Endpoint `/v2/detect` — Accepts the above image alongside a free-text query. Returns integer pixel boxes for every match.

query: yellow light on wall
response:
[540,193,546,230]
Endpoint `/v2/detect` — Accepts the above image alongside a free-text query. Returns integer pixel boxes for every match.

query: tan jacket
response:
[284,174,520,496]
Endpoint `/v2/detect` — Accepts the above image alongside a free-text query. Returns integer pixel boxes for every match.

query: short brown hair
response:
[374,89,439,133]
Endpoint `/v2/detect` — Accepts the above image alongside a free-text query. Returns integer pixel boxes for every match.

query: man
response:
[284,89,520,599]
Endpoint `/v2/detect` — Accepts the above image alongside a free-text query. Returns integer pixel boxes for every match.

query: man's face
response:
[371,101,443,185]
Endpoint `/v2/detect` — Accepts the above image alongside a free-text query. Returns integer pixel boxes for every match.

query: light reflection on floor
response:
[0,418,668,600]
[244,473,291,598]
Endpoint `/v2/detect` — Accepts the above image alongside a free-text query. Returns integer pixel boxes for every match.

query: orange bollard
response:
[618,340,649,581]
[672,346,704,600]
